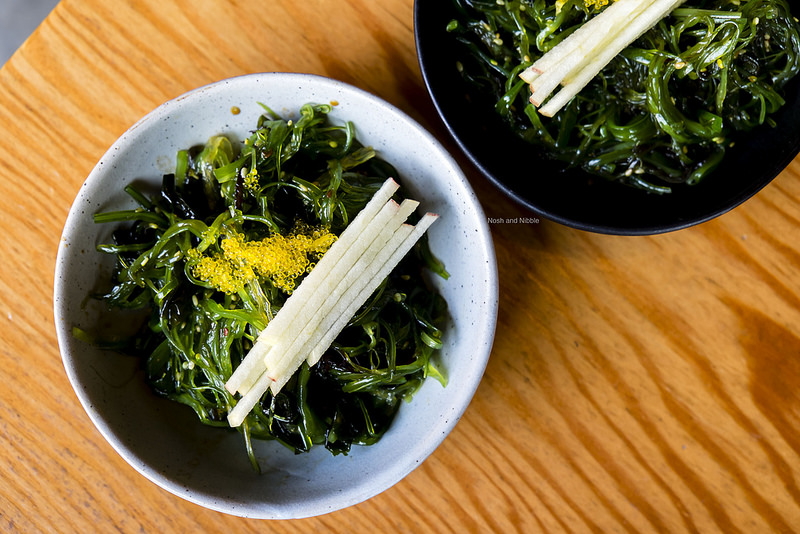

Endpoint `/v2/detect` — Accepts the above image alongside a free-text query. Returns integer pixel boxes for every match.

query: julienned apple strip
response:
[305,215,438,368]
[226,193,408,426]
[539,0,686,117]
[227,212,434,428]
[224,178,399,396]
[260,198,420,389]
[521,0,653,88]
[225,183,437,428]
[528,0,654,106]
[268,214,438,396]
[520,0,686,117]
[228,198,407,408]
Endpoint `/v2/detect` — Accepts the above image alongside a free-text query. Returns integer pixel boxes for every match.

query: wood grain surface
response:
[2,0,800,532]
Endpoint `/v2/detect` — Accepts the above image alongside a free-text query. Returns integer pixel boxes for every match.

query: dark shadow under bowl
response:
[414,0,800,235]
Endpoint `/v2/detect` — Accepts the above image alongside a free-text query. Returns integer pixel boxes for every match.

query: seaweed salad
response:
[447,0,800,192]
[76,103,449,472]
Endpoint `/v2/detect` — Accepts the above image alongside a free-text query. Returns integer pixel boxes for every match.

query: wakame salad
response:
[76,103,449,472]
[447,0,800,192]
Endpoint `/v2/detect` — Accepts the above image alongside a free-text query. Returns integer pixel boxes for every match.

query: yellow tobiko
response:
[189,223,337,294]
[584,0,616,9]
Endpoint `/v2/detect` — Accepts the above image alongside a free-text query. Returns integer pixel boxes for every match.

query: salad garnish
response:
[226,177,439,427]
[521,0,687,117]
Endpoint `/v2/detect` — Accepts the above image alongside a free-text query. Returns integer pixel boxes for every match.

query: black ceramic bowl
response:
[414,0,800,235]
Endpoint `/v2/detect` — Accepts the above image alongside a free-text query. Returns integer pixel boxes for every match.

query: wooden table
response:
[2,1,800,532]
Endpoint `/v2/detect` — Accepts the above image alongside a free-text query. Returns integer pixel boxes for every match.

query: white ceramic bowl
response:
[53,73,498,519]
